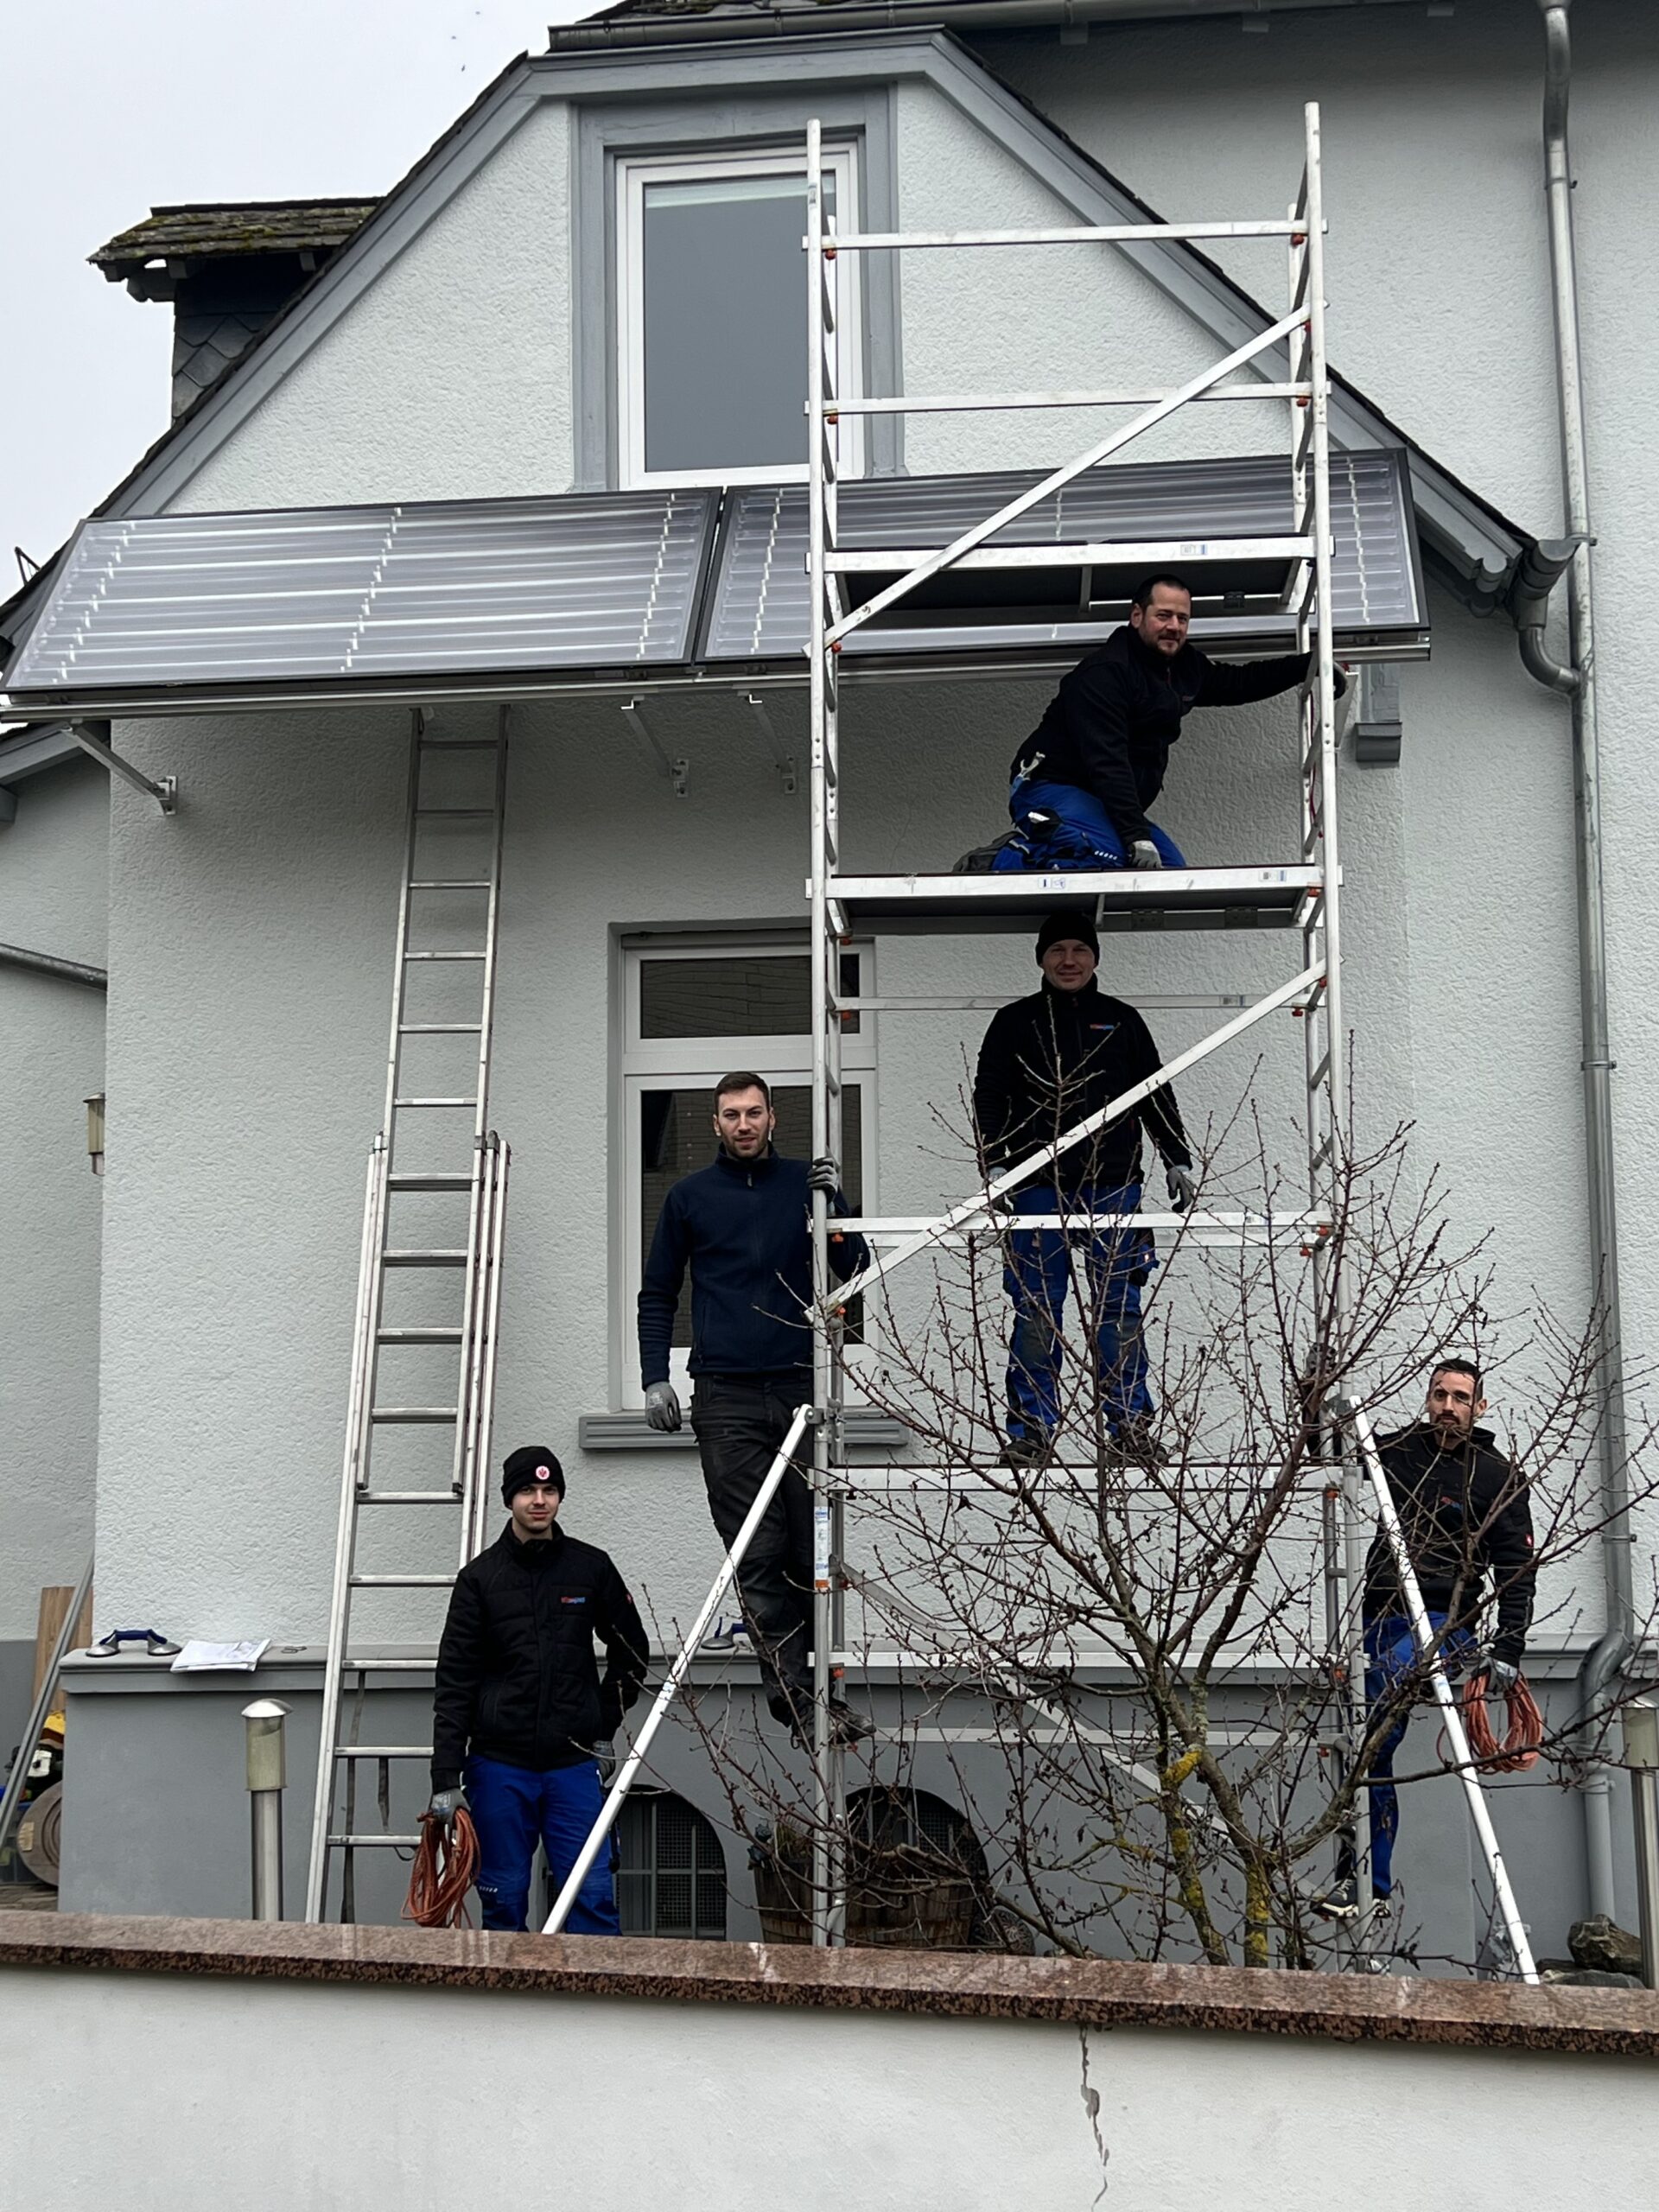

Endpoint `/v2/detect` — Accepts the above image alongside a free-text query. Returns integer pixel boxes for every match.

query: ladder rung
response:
[404,950,487,963]
[328,1834,423,1848]
[343,1656,436,1670]
[409,879,493,890]
[359,1491,463,1505]
[349,1573,455,1587]
[393,1097,478,1109]
[398,1023,482,1035]
[383,1249,468,1266]
[333,1745,433,1759]
[386,1173,474,1191]
[368,1406,460,1424]
[377,1326,465,1344]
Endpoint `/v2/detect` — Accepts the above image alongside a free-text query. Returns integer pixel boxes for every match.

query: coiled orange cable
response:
[1461,1669,1544,1773]
[403,1808,480,1928]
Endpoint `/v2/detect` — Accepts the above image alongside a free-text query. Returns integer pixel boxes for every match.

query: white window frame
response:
[615,143,865,491]
[617,934,877,1407]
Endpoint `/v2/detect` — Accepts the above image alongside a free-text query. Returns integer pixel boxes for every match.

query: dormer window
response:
[616,144,861,488]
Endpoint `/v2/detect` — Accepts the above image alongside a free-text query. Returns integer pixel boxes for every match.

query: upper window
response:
[616,146,862,488]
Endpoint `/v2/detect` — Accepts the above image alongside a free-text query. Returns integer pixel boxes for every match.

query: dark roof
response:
[91,199,381,283]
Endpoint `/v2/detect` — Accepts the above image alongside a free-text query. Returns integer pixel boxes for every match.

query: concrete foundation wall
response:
[57,1651,1622,1973]
[3,1936,1656,2212]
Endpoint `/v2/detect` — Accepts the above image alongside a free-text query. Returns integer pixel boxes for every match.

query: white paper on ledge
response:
[169,1638,272,1674]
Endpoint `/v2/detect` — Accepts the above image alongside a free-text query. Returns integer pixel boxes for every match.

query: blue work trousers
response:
[1362,1612,1476,1898]
[992,776,1187,874]
[464,1751,619,1934]
[1004,1182,1154,1441]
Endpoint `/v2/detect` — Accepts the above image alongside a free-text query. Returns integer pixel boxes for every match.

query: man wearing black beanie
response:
[427,1445,649,1931]
[974,915,1197,1468]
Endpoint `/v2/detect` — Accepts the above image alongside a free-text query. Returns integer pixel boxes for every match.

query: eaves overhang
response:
[556,0,1425,51]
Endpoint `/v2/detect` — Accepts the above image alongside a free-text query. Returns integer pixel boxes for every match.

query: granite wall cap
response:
[3,1913,1658,2057]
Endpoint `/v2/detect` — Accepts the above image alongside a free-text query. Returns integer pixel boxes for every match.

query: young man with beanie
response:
[637,1071,873,1748]
[427,1445,649,1933]
[974,915,1196,1468]
[995,572,1339,874]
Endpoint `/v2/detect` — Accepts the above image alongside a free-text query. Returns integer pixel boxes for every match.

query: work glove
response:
[1128,840,1163,872]
[1483,1656,1521,1692]
[807,1154,840,1195]
[644,1380,682,1433]
[594,1740,618,1785]
[427,1787,467,1833]
[1166,1163,1198,1214]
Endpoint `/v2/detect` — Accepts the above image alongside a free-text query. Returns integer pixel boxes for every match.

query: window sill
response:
[579,1410,907,1452]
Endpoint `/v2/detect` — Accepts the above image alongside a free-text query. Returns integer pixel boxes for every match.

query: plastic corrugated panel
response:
[8,491,717,695]
[699,450,1424,662]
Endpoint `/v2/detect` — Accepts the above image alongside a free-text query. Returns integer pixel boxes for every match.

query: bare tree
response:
[646,1100,1657,1973]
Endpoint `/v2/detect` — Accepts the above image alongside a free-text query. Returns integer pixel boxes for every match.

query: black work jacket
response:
[1009,626,1312,842]
[973,979,1191,1196]
[431,1522,649,1790]
[1363,1424,1536,1665]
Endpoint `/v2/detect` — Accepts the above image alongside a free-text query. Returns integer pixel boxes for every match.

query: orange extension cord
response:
[1460,1669,1545,1774]
[404,1808,480,1929]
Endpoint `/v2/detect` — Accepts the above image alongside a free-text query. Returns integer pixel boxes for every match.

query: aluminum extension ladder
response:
[304,710,511,1923]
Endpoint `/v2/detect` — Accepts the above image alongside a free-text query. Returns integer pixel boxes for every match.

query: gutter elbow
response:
[1519,620,1582,696]
[1510,534,1589,696]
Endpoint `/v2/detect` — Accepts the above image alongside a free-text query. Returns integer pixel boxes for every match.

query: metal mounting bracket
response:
[744,693,798,796]
[620,699,688,799]
[70,720,176,814]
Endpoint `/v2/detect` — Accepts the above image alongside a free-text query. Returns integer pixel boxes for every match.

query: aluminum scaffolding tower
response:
[305,710,512,1923]
[549,105,1536,1978]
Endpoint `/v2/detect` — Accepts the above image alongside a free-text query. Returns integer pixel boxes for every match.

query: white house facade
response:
[2,0,1655,1967]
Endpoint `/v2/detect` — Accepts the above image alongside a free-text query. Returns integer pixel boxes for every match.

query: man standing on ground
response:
[974,913,1197,1468]
[638,1071,872,1747]
[996,572,1337,873]
[427,1446,648,1933]
[1320,1359,1536,1917]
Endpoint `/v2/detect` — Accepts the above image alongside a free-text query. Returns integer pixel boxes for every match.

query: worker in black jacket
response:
[997,572,1333,874]
[1320,1359,1536,1917]
[637,1071,872,1747]
[975,913,1196,1469]
[426,1445,648,1933]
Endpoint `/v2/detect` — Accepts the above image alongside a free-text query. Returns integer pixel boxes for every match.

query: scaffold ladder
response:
[304,709,511,1923]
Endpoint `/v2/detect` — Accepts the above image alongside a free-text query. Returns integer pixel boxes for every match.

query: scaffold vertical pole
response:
[805,118,848,1946]
[1294,102,1369,1910]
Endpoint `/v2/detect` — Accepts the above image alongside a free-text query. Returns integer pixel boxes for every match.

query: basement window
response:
[616,145,863,488]
[615,1789,728,1940]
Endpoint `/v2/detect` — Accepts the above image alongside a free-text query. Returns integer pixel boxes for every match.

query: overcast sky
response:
[2,0,599,576]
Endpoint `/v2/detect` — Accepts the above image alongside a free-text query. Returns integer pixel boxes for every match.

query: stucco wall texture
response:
[0,760,106,1642]
[67,16,1657,1677]
[6,1962,1657,2212]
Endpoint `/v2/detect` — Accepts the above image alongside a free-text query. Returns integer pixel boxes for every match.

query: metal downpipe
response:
[1527,0,1633,1923]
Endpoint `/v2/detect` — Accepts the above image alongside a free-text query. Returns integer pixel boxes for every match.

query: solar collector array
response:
[9,492,718,693]
[4,452,1425,708]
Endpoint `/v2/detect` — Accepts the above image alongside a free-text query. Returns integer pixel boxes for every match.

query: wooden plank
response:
[33,1585,94,1702]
